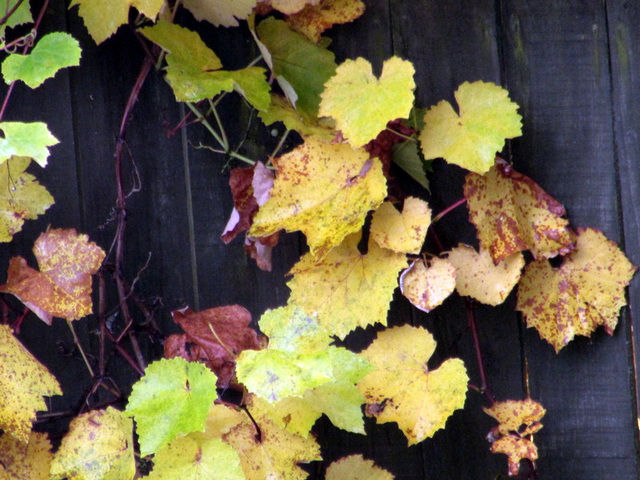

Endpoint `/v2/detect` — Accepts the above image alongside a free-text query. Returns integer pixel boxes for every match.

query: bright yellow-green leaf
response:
[259,94,337,141]
[446,244,524,306]
[0,0,31,38]
[0,325,61,442]
[0,430,52,480]
[0,122,58,167]
[319,56,415,148]
[0,157,53,242]
[517,228,637,352]
[49,408,135,480]
[70,0,164,44]
[224,395,321,480]
[288,234,407,338]
[370,197,431,254]
[125,358,219,456]
[2,33,81,89]
[357,325,468,445]
[182,0,258,27]
[420,81,522,173]
[287,0,366,43]
[250,138,386,259]
[325,455,394,480]
[399,257,456,312]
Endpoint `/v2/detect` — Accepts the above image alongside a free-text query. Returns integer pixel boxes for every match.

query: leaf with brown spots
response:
[0,431,53,480]
[483,398,545,476]
[370,197,431,254]
[287,0,365,43]
[49,407,135,480]
[325,454,394,480]
[0,324,61,442]
[446,244,524,306]
[0,228,105,324]
[516,228,636,352]
[399,257,456,312]
[164,305,267,388]
[464,158,574,264]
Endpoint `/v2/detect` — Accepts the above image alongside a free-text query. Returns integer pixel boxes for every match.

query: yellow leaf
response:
[0,325,61,442]
[182,0,258,27]
[0,228,105,324]
[325,454,394,480]
[517,228,636,352]
[371,197,431,254]
[250,138,386,259]
[0,431,53,480]
[202,403,246,439]
[483,398,545,437]
[288,234,407,338]
[288,0,366,43]
[267,0,317,14]
[0,157,54,242]
[446,244,524,306]
[50,407,135,480]
[399,257,456,312]
[223,395,321,480]
[357,325,468,445]
[319,56,415,148]
[464,158,573,264]
[420,81,522,173]
[491,435,538,477]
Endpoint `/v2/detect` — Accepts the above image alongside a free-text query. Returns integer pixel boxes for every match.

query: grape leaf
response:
[484,399,545,476]
[446,244,524,306]
[50,408,135,480]
[0,228,105,324]
[357,325,468,445]
[516,228,636,352]
[370,197,431,254]
[268,0,317,14]
[0,325,61,441]
[0,122,58,167]
[145,435,244,480]
[70,0,164,44]
[256,17,337,117]
[0,156,54,242]
[223,395,321,480]
[399,257,456,313]
[250,138,387,260]
[391,141,429,190]
[141,22,269,110]
[258,94,337,141]
[319,56,415,148]
[325,455,394,480]
[287,0,366,43]
[464,158,574,264]
[125,357,219,456]
[0,0,32,38]
[287,234,407,338]
[2,32,81,89]
[202,403,246,439]
[0,431,52,480]
[182,0,258,27]
[420,81,522,173]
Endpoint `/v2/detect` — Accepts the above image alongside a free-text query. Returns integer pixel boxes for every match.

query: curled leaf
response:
[399,257,456,312]
[287,0,366,43]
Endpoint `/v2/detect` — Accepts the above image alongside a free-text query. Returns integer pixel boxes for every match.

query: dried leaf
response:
[492,436,538,476]
[262,0,318,15]
[287,0,365,43]
[446,244,524,306]
[0,228,105,324]
[517,228,636,352]
[370,197,431,254]
[399,257,456,312]
[325,454,394,480]
[464,158,573,264]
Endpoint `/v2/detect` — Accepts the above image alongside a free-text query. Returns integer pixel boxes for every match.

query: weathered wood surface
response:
[1,1,639,478]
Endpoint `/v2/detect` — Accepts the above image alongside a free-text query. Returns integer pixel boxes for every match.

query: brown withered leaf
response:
[464,158,573,264]
[516,228,636,352]
[164,306,267,387]
[399,257,456,312]
[0,228,105,324]
[287,0,365,43]
[491,436,538,476]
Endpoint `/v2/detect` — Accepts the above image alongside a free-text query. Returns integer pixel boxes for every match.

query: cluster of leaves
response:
[0,1,636,479]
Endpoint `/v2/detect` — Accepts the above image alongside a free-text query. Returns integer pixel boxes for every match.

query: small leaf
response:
[50,408,135,480]
[370,197,431,254]
[2,32,81,89]
[125,358,219,456]
[287,0,366,43]
[399,257,456,312]
[420,81,522,173]
[392,141,429,190]
[181,0,258,27]
[320,56,415,148]
[325,454,394,480]
[0,122,58,167]
[0,431,52,480]
[0,325,61,441]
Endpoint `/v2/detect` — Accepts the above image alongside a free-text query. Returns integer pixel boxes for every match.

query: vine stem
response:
[466,300,495,405]
[66,319,95,378]
[432,198,467,223]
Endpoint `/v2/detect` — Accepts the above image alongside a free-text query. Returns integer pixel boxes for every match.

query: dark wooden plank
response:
[500,1,637,478]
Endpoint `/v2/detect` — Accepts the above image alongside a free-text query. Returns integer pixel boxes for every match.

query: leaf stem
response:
[466,300,495,405]
[208,99,229,151]
[432,198,467,223]
[185,101,227,149]
[270,128,290,160]
[66,319,95,378]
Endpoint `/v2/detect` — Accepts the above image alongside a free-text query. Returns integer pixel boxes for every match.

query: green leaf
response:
[0,0,32,38]
[0,122,59,167]
[256,17,336,118]
[181,0,258,27]
[125,358,218,456]
[141,22,270,110]
[392,141,429,190]
[259,305,332,353]
[2,33,81,89]
[259,94,337,141]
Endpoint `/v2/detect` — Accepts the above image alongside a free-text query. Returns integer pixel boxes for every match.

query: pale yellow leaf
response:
[370,197,431,254]
[325,454,394,480]
[0,431,52,480]
[399,257,456,312]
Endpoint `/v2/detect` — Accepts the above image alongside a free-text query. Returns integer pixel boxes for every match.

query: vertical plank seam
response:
[179,103,200,310]
[601,0,640,467]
